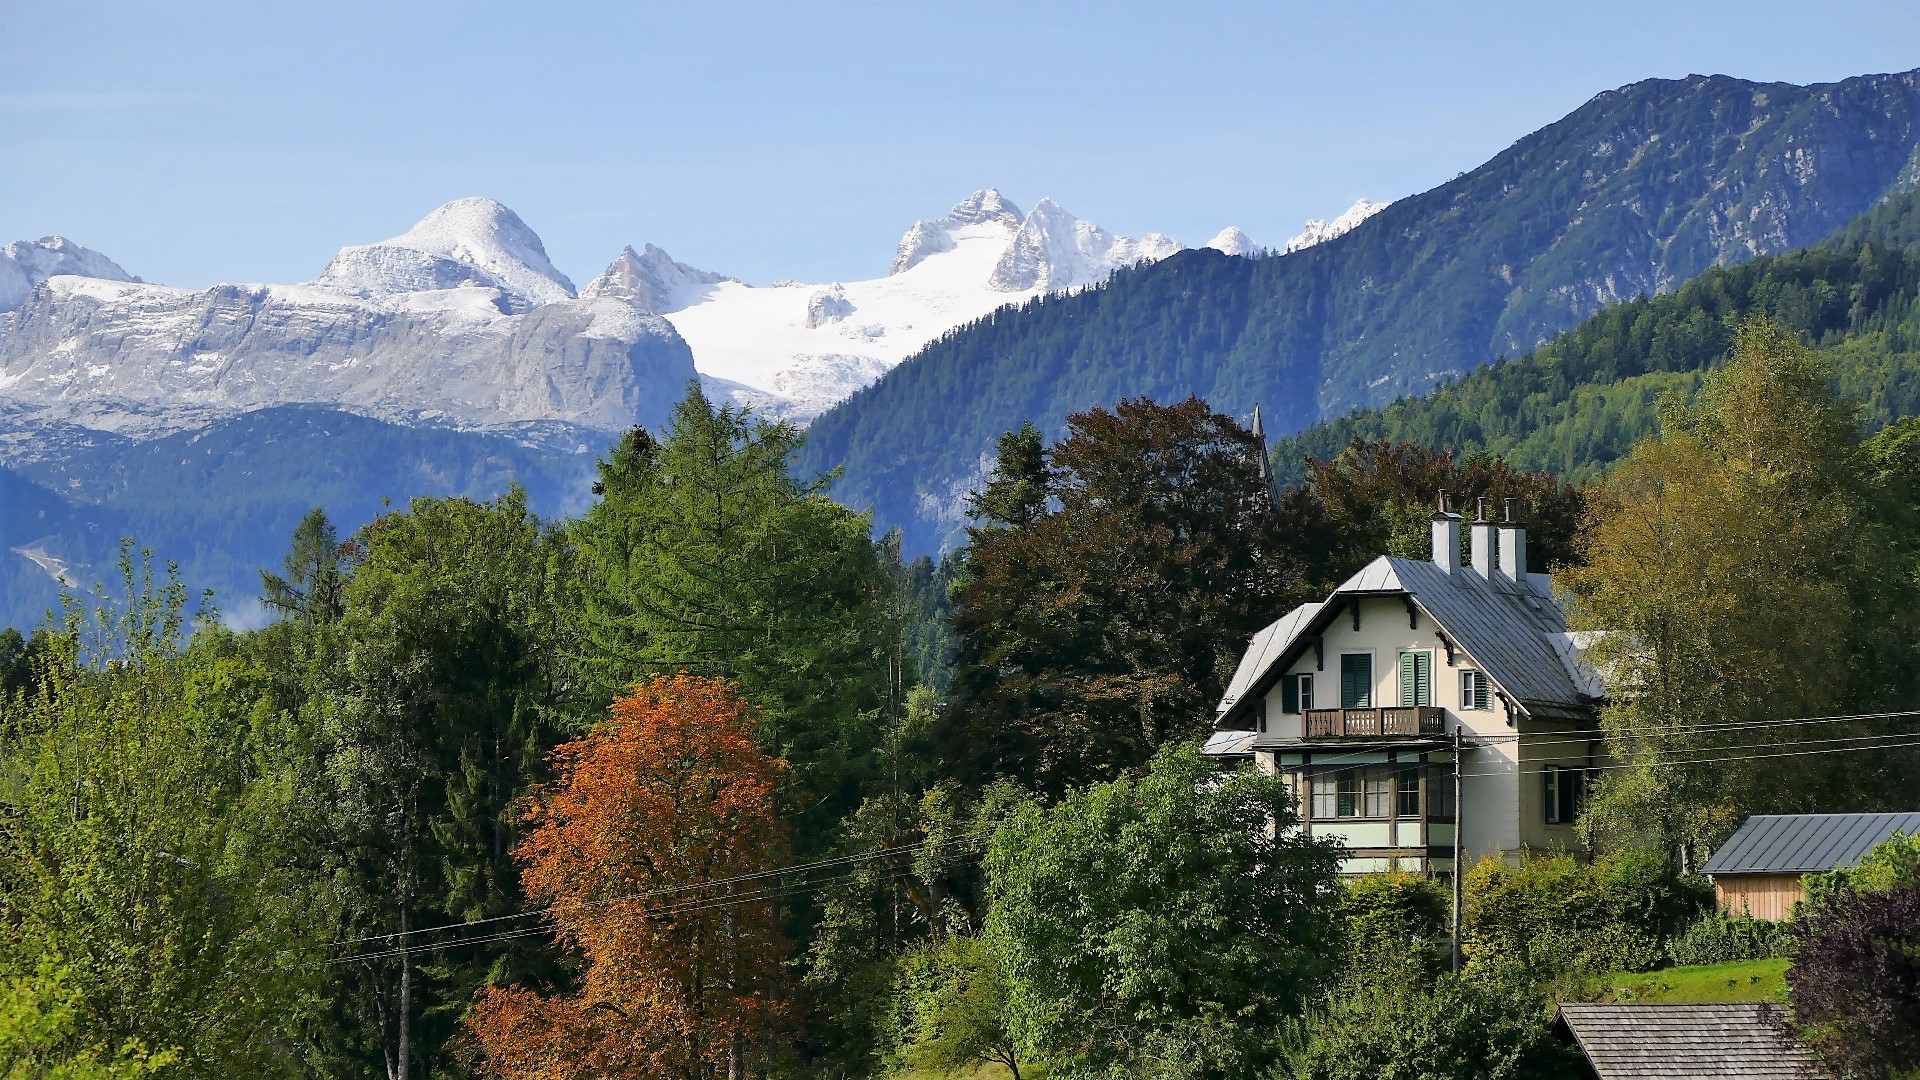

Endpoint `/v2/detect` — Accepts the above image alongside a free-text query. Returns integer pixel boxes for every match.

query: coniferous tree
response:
[568,385,898,853]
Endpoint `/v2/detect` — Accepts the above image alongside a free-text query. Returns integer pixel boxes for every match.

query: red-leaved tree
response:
[465,676,792,1080]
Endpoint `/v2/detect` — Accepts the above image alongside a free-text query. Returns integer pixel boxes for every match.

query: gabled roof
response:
[1554,1003,1825,1079]
[1701,812,1920,876]
[1216,554,1599,728]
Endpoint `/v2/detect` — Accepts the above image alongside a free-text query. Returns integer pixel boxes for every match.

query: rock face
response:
[0,201,699,437]
[989,197,1181,292]
[581,244,731,313]
[0,237,135,312]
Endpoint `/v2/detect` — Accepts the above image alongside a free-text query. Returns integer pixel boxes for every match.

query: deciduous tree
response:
[946,397,1296,794]
[466,676,792,1080]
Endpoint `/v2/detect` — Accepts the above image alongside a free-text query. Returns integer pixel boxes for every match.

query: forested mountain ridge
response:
[1271,187,1920,487]
[800,67,1920,554]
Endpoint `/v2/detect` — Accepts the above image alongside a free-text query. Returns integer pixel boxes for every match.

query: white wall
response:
[1261,593,1523,863]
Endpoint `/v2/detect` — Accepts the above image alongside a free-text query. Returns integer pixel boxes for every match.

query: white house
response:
[1204,496,1607,874]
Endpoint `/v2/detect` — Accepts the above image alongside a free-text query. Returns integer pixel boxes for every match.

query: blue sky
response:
[5,1,1920,290]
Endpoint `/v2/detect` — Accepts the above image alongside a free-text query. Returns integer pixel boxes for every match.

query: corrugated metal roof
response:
[1213,554,1598,727]
[1555,1004,1825,1079]
[1701,812,1920,875]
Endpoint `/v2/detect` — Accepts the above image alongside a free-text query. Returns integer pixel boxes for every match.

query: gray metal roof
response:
[1701,812,1920,876]
[1554,1004,1825,1079]
[1215,555,1599,728]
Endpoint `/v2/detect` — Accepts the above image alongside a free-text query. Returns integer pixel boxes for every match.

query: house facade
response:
[1205,498,1606,874]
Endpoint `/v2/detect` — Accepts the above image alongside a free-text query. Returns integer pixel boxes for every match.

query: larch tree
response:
[465,676,792,1080]
[567,385,899,855]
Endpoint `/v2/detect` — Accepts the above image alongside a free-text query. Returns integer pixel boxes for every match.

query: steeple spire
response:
[1250,404,1275,509]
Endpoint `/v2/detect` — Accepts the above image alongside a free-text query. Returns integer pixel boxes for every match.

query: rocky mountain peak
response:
[1205,227,1260,257]
[1284,198,1391,254]
[312,197,576,311]
[941,188,1024,229]
[581,243,729,314]
[0,236,136,312]
[989,198,1181,292]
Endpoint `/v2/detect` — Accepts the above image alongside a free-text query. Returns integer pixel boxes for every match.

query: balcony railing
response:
[1304,706,1446,739]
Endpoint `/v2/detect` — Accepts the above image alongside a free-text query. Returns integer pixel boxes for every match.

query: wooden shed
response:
[1553,1003,1826,1079]
[1700,812,1920,921]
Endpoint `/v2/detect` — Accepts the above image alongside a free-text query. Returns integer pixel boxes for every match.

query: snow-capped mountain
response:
[657,189,1221,422]
[0,237,136,312]
[0,198,695,437]
[1284,198,1391,254]
[0,190,1266,436]
[1204,227,1260,256]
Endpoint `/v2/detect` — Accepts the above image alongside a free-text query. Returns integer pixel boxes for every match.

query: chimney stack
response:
[1498,498,1527,583]
[1469,496,1497,578]
[1431,489,1463,572]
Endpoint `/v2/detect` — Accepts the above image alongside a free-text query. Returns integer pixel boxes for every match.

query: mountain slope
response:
[0,406,600,629]
[799,68,1920,554]
[1270,188,1920,487]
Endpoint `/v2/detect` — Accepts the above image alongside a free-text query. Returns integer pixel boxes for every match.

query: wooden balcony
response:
[1304,706,1446,739]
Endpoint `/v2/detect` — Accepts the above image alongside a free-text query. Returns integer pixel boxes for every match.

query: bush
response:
[1335,871,1450,983]
[1667,912,1796,967]
[1462,849,1712,982]
[1273,963,1577,1080]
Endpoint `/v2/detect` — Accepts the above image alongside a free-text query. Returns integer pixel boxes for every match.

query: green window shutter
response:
[1417,651,1432,706]
[1282,675,1299,714]
[1340,655,1371,708]
[1400,652,1417,708]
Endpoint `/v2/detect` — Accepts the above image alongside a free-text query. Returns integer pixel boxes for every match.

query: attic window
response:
[1460,670,1491,711]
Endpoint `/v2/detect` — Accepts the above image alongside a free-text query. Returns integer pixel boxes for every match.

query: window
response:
[1339,654,1372,708]
[1363,771,1392,817]
[1543,765,1589,825]
[1460,670,1491,710]
[1282,673,1314,714]
[1254,697,1268,734]
[1396,768,1422,817]
[1310,767,1400,820]
[1399,651,1432,707]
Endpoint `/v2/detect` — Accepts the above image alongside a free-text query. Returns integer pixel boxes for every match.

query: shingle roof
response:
[1555,1003,1825,1079]
[1701,812,1920,876]
[1214,555,1599,728]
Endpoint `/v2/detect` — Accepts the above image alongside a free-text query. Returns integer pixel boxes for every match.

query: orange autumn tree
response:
[465,675,792,1080]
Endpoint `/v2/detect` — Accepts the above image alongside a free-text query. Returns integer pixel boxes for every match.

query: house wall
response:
[1516,722,1605,853]
[1713,873,1804,921]
[1260,593,1527,865]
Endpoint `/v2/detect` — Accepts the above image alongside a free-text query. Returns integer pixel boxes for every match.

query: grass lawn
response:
[1601,957,1790,1003]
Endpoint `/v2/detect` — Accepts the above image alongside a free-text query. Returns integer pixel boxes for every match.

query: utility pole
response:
[1450,725,1465,973]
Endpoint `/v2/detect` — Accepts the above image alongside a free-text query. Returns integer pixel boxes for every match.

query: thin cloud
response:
[0,91,209,112]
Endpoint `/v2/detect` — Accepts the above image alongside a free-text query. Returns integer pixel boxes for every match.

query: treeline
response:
[1272,188,1920,486]
[3,320,1919,1077]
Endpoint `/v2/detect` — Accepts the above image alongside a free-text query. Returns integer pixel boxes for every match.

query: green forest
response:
[1271,188,1920,487]
[5,310,1920,1078]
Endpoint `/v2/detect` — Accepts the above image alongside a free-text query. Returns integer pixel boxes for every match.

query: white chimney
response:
[1431,490,1462,573]
[1469,496,1496,578]
[1498,497,1527,583]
